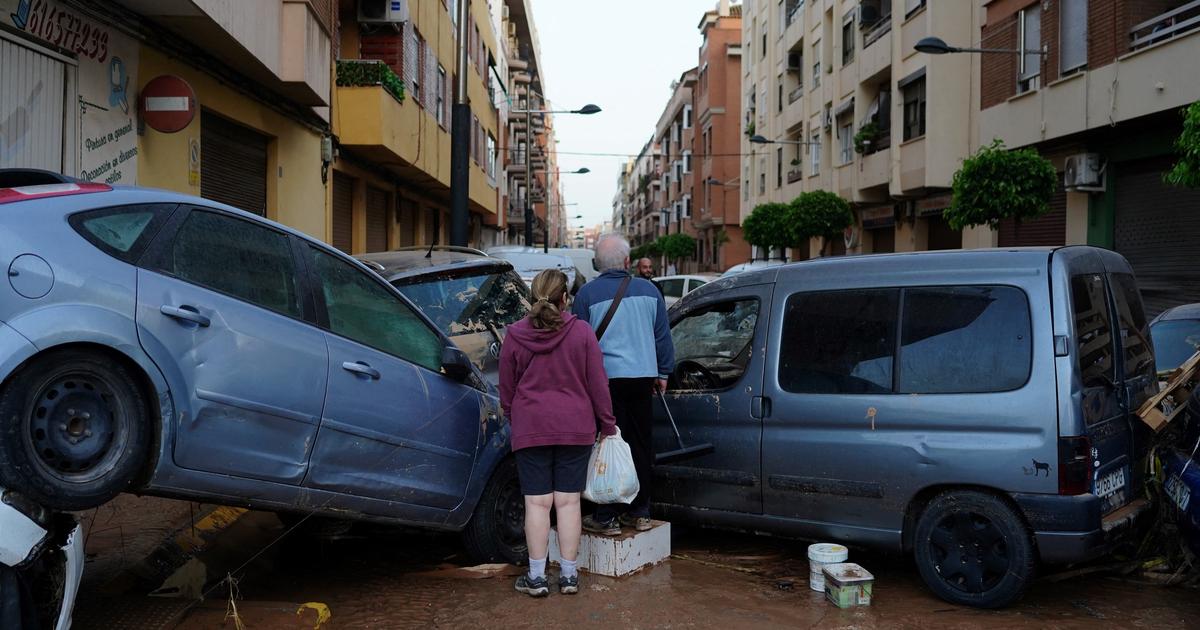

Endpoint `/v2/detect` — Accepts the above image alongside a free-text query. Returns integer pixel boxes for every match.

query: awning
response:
[834,97,855,118]
[897,67,927,90]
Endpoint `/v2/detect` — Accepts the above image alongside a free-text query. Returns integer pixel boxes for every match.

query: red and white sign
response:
[139,76,196,133]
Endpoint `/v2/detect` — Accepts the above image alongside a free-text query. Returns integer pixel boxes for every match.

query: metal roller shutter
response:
[998,183,1066,247]
[332,171,354,252]
[365,186,389,252]
[1,37,67,171]
[201,111,268,215]
[869,228,895,253]
[1114,156,1200,317]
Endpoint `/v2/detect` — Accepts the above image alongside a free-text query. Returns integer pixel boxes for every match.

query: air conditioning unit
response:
[822,106,833,130]
[359,0,409,24]
[787,52,802,71]
[1064,153,1105,191]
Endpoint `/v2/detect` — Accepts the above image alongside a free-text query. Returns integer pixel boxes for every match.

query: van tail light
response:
[1058,436,1091,495]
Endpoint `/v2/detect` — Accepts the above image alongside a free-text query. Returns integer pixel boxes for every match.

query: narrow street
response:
[71,506,1199,629]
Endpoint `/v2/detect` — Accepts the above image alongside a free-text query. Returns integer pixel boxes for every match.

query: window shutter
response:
[1060,0,1087,72]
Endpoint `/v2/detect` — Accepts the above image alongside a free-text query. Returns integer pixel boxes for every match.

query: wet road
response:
[76,509,1200,629]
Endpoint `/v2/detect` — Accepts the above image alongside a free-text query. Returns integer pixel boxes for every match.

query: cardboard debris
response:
[1138,350,1200,432]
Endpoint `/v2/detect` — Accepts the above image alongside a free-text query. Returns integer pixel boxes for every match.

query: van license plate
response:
[1095,468,1127,499]
[1166,474,1192,512]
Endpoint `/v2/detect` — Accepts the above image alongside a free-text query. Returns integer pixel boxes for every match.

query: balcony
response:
[1130,0,1200,51]
[858,146,891,191]
[787,169,804,184]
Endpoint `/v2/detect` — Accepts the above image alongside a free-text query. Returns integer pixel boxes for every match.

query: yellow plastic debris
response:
[296,602,332,628]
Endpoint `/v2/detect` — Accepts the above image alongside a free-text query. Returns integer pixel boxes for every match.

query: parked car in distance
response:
[654,247,1155,608]
[653,274,717,307]
[358,247,530,383]
[720,259,786,277]
[1149,303,1200,376]
[485,246,583,294]
[548,247,599,283]
[0,177,526,565]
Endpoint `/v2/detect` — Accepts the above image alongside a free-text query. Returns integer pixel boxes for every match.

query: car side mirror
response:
[442,346,473,382]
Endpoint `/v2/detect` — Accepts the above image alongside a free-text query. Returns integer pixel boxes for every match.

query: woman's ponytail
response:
[528,269,569,331]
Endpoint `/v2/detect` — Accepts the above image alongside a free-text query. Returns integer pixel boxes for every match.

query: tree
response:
[945,139,1057,230]
[791,190,853,255]
[742,202,793,257]
[630,241,661,261]
[1166,101,1200,188]
[656,233,696,265]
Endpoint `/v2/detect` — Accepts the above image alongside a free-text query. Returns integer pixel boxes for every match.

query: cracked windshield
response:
[5,0,1200,627]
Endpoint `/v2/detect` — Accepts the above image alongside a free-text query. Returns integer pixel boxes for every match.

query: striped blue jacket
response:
[571,270,675,380]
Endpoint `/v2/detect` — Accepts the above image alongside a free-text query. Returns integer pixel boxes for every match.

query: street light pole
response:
[449,0,471,247]
[524,108,534,247]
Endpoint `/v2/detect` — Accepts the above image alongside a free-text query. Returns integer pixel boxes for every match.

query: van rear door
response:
[1053,249,1138,514]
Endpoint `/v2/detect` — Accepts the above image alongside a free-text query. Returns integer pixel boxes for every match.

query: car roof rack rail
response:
[393,245,488,256]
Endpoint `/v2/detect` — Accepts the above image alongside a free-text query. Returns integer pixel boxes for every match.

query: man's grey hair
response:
[595,233,631,271]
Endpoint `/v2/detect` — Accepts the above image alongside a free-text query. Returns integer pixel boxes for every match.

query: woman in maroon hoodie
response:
[500,269,617,597]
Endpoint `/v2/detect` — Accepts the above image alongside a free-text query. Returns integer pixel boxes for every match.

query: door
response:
[135,208,326,484]
[331,171,354,252]
[365,185,389,252]
[303,246,481,510]
[200,110,269,216]
[1104,264,1156,506]
[653,284,772,515]
[1062,254,1134,514]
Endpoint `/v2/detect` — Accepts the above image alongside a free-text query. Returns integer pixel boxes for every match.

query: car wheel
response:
[912,490,1035,609]
[0,350,150,511]
[462,458,527,565]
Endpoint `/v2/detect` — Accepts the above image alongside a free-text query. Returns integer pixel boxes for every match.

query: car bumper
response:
[1011,492,1149,564]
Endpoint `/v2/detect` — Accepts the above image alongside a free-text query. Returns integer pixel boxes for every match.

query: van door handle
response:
[751,396,771,419]
[342,361,381,380]
[160,305,210,327]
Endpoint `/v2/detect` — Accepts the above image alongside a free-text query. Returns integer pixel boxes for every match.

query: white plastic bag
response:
[582,428,640,504]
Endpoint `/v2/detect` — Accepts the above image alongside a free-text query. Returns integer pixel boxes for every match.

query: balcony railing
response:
[788,85,805,104]
[862,14,893,50]
[1130,0,1200,51]
[785,0,804,27]
[787,169,804,184]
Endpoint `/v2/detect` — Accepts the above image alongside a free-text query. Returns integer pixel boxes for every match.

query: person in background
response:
[636,257,656,281]
[573,234,674,535]
[499,269,617,597]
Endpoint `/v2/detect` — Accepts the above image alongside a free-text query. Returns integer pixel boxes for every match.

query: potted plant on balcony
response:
[853,121,883,154]
[745,120,756,138]
[945,139,1056,230]
[791,190,853,256]
[1166,101,1200,188]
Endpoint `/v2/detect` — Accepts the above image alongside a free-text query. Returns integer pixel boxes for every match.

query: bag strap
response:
[595,275,632,340]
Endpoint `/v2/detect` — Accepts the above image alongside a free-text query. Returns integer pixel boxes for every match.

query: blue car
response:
[0,175,524,563]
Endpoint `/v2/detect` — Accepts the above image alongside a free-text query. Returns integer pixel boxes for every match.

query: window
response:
[779,290,898,394]
[683,150,693,173]
[682,195,691,218]
[683,104,693,129]
[904,0,925,17]
[776,147,783,188]
[658,278,685,298]
[1110,273,1153,378]
[902,77,926,141]
[1018,5,1042,93]
[898,287,1032,393]
[759,172,766,195]
[812,41,821,87]
[841,15,855,65]
[392,268,529,338]
[762,30,767,58]
[71,205,171,263]
[1071,274,1115,389]
[158,211,301,318]
[1060,0,1087,74]
[308,246,443,372]
[413,31,426,105]
[809,132,821,175]
[838,120,853,165]
[671,299,760,390]
[778,83,783,112]
[486,133,497,180]
[436,65,447,126]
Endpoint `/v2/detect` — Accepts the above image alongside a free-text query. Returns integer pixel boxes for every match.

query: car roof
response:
[357,247,514,281]
[654,274,716,281]
[490,250,575,269]
[1152,302,1200,324]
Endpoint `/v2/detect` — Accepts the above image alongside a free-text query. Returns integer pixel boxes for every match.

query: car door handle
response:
[342,361,381,380]
[160,305,210,327]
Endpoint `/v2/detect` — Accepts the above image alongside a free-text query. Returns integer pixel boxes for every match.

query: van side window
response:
[1109,273,1153,379]
[898,287,1032,393]
[779,290,898,394]
[1071,274,1116,387]
[670,299,759,390]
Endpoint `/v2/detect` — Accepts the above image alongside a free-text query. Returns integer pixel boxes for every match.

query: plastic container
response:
[807,543,849,592]
[823,562,874,608]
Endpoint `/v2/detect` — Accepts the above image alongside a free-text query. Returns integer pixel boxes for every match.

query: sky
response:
[528,0,726,232]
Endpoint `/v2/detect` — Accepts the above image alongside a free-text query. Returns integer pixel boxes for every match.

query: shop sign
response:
[861,206,895,230]
[4,0,139,184]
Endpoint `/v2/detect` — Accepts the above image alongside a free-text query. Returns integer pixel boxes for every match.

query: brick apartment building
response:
[979,0,1200,315]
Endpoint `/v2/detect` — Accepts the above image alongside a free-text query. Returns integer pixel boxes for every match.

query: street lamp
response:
[749,134,815,146]
[510,104,601,248]
[537,171,589,251]
[913,36,1047,56]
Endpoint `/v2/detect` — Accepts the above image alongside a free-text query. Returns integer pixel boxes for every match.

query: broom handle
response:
[658,389,686,449]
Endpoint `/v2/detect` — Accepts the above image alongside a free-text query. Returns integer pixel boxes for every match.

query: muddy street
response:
[71,508,1200,629]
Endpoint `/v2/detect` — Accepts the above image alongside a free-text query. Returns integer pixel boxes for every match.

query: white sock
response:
[528,556,547,580]
[560,558,578,579]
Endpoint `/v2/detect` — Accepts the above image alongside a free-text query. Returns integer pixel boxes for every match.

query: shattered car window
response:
[670,299,759,390]
[393,269,531,337]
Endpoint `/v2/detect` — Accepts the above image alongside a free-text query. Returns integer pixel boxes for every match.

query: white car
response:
[720,259,787,278]
[547,248,598,283]
[486,247,584,294]
[0,488,83,629]
[653,274,718,306]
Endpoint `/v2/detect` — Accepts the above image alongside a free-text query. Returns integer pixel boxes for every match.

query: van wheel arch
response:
[901,484,1036,554]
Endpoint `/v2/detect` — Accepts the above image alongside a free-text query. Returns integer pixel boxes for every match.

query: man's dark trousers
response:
[594,377,654,521]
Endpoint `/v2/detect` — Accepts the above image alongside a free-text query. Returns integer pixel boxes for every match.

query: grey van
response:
[655,246,1154,608]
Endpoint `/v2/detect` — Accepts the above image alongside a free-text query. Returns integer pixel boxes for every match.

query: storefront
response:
[860,205,895,254]
[915,194,962,251]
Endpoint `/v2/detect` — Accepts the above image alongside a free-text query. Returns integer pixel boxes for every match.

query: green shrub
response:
[946,139,1057,230]
[337,60,406,104]
[1166,101,1200,188]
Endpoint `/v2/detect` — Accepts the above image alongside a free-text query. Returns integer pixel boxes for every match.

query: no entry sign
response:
[139,75,197,133]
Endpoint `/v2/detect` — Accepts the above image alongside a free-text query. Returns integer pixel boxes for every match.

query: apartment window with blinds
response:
[486,134,496,181]
[838,120,853,165]
[812,41,821,87]
[1018,6,1042,93]
[902,77,926,141]
[841,15,855,65]
[683,150,693,173]
[436,66,447,127]
[413,31,425,105]
[810,132,821,175]
[776,147,783,188]
[904,0,925,17]
[1060,0,1087,75]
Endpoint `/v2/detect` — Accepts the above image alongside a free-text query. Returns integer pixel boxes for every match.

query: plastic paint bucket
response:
[807,543,849,592]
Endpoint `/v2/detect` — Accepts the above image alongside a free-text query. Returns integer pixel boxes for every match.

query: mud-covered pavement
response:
[75,509,1199,629]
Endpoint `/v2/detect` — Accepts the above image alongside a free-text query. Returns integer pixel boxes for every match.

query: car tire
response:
[462,458,527,565]
[0,350,151,511]
[912,490,1035,609]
